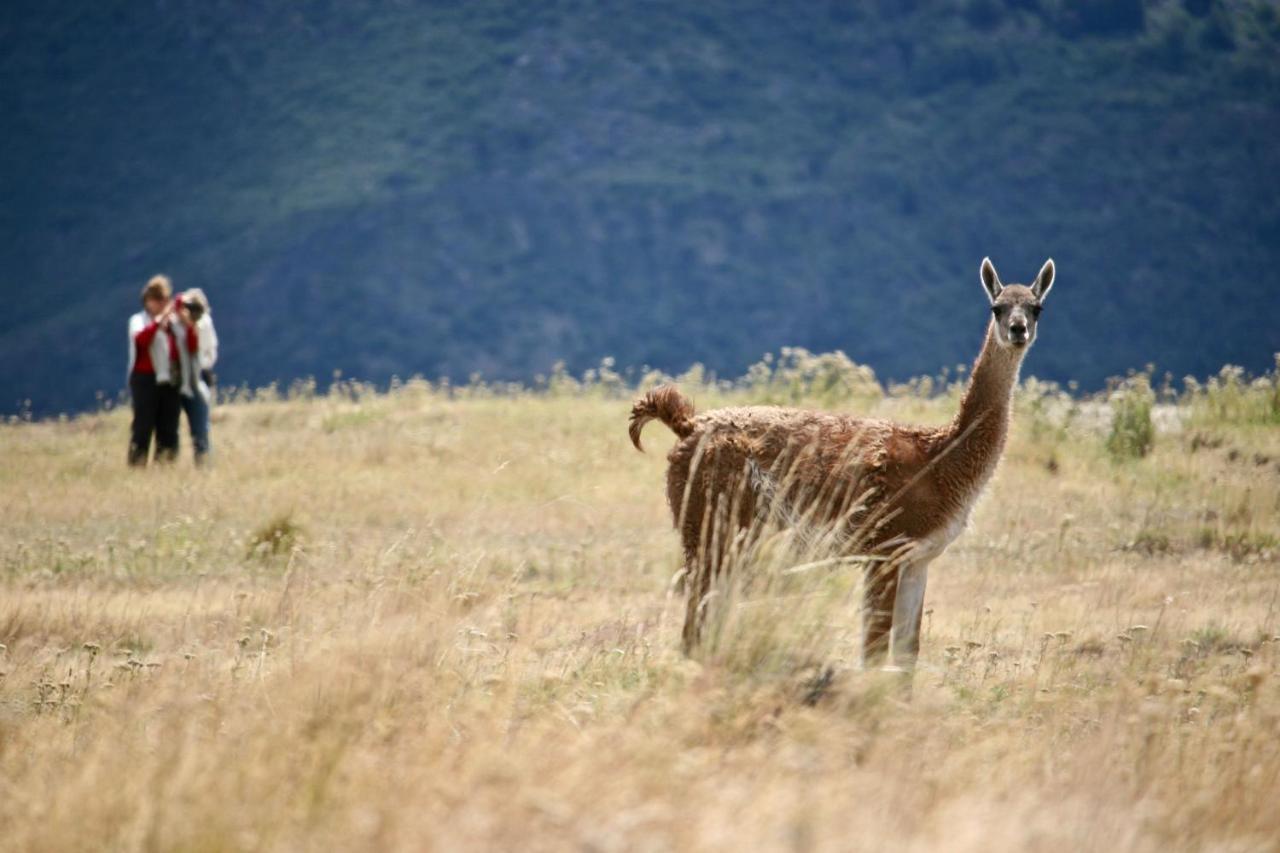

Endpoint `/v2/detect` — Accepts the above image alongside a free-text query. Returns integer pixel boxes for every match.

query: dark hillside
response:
[2,0,1278,413]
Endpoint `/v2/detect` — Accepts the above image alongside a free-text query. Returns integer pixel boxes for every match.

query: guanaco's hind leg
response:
[678,486,753,655]
[681,556,712,653]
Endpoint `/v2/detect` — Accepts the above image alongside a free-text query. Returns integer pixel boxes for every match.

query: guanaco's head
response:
[980,257,1054,350]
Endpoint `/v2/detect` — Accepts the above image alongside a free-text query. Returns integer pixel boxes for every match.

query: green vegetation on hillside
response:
[2,0,1278,413]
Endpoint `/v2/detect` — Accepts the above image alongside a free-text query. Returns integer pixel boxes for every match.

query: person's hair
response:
[141,275,172,305]
[181,288,210,321]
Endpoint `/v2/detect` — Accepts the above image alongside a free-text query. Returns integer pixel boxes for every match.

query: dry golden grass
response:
[1,375,1279,851]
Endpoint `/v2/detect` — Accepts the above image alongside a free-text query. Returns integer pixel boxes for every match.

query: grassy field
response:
[1,364,1279,851]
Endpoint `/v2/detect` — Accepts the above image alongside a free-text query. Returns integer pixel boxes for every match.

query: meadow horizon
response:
[14,345,1274,423]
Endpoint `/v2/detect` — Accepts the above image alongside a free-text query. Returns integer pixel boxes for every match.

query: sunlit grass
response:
[1,356,1278,850]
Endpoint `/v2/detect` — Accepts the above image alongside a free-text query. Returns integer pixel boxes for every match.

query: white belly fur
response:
[886,467,999,670]
[913,481,988,564]
[886,490,982,670]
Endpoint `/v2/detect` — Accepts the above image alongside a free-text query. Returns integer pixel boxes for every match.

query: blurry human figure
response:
[126,276,182,465]
[175,288,215,465]
[190,288,218,392]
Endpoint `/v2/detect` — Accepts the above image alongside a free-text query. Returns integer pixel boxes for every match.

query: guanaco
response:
[629,258,1055,671]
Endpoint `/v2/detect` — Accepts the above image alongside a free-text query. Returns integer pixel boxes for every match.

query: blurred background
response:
[2,0,1278,416]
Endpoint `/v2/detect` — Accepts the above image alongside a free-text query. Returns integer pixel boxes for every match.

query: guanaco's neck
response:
[936,320,1025,484]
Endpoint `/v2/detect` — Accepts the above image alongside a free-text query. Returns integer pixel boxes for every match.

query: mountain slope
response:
[2,0,1278,413]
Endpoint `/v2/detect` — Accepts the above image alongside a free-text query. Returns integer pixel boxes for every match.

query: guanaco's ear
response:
[980,257,1003,304]
[1032,258,1055,302]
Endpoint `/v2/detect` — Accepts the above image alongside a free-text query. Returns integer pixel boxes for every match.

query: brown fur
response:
[632,279,1044,662]
[629,385,696,451]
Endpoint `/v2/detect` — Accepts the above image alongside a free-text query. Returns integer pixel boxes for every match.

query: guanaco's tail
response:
[629,385,696,451]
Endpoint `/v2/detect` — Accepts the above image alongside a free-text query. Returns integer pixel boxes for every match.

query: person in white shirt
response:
[175,288,217,465]
[127,276,183,466]
[190,288,218,388]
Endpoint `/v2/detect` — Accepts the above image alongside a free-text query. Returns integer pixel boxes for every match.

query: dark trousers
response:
[128,372,181,466]
[180,391,211,464]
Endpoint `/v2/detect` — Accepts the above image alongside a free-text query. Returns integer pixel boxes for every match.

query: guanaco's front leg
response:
[888,560,929,672]
[860,559,898,669]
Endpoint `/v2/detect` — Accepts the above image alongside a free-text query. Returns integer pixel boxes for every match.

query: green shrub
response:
[1020,377,1077,443]
[247,513,303,559]
[1107,373,1156,460]
[1184,356,1280,426]
[740,348,881,408]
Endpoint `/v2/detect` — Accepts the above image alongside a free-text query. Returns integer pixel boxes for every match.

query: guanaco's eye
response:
[1028,304,1043,318]
[991,304,1007,317]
